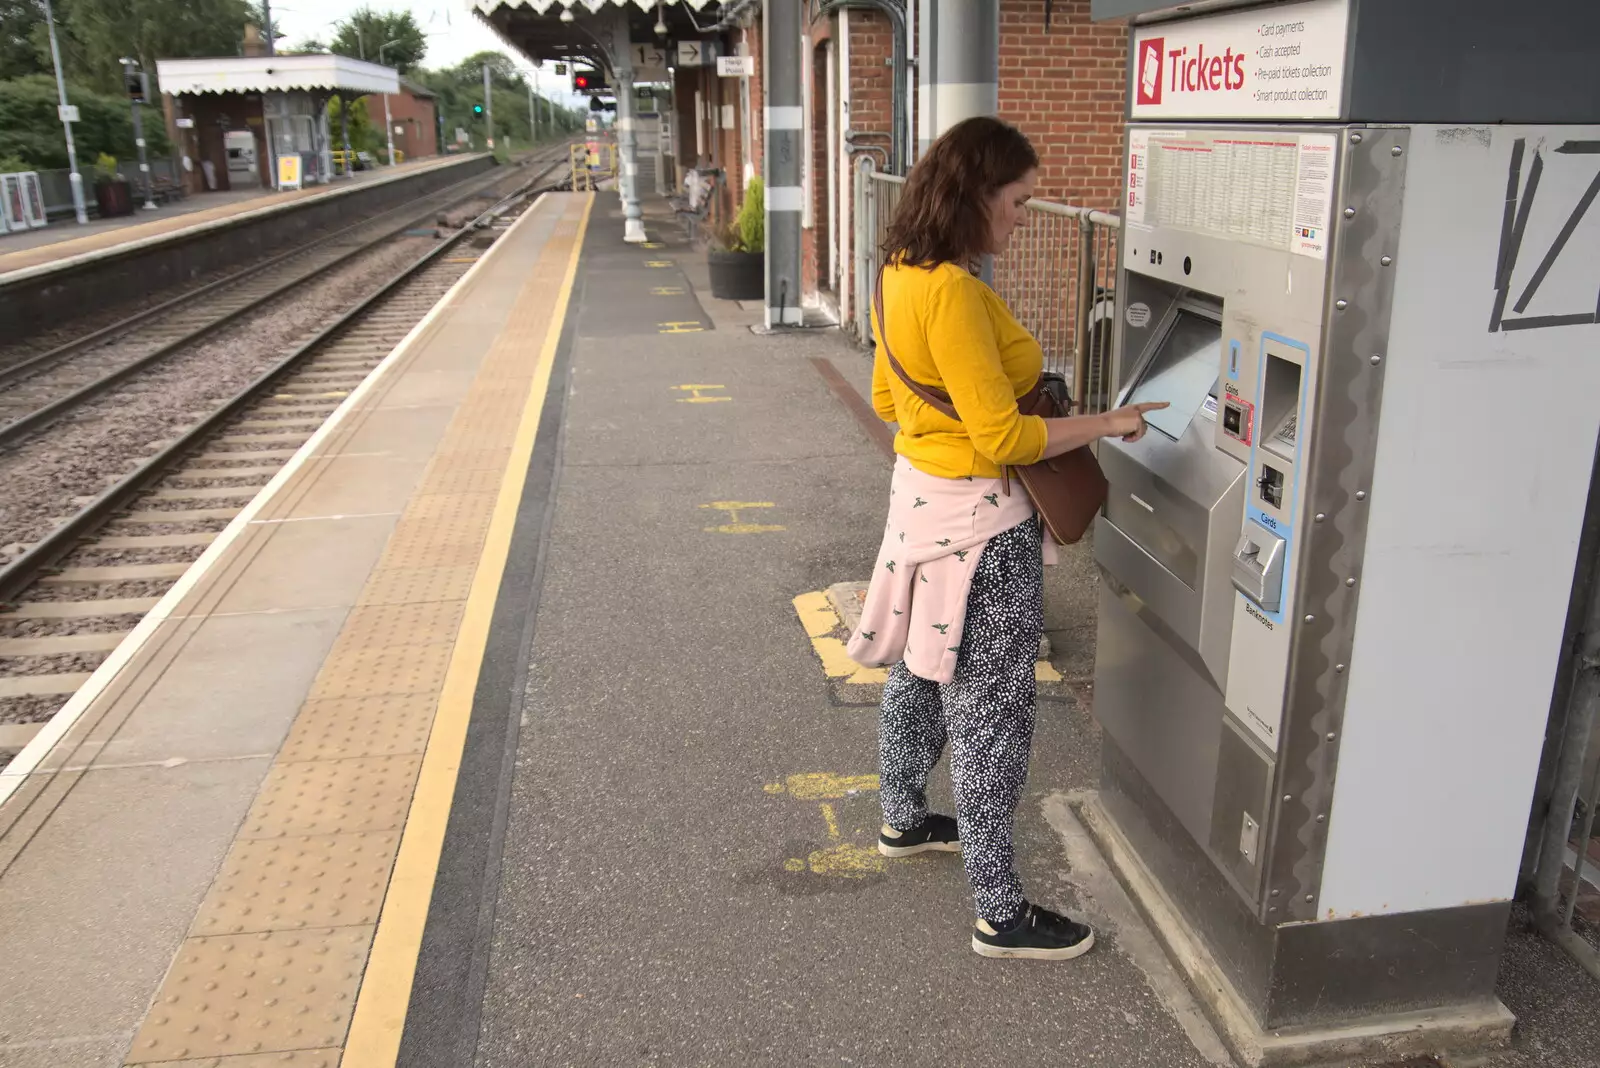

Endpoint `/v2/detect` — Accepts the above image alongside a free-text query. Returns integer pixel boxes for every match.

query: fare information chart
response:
[1127,129,1336,259]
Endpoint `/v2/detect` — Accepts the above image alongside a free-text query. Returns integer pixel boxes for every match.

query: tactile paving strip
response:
[122,195,591,1068]
[278,694,439,762]
[123,927,372,1063]
[355,565,476,606]
[305,642,453,701]
[155,1051,341,1066]
[240,756,421,839]
[191,832,399,936]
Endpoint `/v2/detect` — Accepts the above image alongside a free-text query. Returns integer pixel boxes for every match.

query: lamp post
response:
[379,38,403,166]
[121,57,158,210]
[41,0,86,224]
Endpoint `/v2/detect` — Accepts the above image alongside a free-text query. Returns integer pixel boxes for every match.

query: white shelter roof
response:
[155,55,400,96]
[473,0,714,12]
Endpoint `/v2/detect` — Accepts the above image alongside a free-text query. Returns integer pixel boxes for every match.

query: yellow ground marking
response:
[672,384,729,404]
[820,802,841,839]
[651,285,685,296]
[642,241,665,248]
[767,776,886,878]
[700,501,784,534]
[645,259,674,267]
[765,771,880,800]
[789,591,888,685]
[658,321,705,334]
[338,193,594,1068]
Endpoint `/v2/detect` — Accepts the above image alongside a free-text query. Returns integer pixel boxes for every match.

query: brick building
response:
[364,80,440,161]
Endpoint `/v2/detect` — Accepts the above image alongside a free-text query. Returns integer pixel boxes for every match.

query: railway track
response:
[0,149,568,448]
[0,153,573,761]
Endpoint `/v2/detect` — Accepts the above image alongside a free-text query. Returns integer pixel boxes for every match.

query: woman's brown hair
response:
[882,116,1038,268]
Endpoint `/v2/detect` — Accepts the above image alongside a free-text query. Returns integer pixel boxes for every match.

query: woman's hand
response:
[1038,401,1170,458]
[1101,401,1169,443]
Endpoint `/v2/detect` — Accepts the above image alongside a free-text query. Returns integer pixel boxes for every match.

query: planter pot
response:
[94,179,133,218]
[707,249,764,301]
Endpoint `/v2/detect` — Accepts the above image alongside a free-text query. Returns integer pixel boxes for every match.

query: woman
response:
[846,116,1166,961]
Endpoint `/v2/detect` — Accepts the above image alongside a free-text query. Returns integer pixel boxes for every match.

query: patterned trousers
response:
[878,514,1043,925]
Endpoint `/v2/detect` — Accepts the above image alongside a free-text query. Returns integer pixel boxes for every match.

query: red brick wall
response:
[848,9,896,171]
[998,0,1127,211]
[364,90,438,160]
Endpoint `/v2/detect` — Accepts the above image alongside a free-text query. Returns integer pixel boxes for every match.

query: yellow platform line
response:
[339,193,594,1068]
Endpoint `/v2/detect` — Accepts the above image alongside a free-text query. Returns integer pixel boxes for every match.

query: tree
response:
[243,2,288,49]
[413,53,584,153]
[51,0,254,94]
[330,7,425,72]
[0,0,50,79]
[0,74,169,169]
[291,37,329,54]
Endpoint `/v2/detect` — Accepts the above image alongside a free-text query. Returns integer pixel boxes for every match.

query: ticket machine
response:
[1088,0,1600,1054]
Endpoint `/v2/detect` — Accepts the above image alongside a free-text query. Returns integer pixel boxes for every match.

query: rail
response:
[0,163,570,604]
[855,161,1121,414]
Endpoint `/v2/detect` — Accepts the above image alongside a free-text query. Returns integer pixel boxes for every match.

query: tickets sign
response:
[1131,0,1349,120]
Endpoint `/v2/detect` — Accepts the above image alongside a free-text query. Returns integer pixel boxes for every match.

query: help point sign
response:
[1131,0,1349,120]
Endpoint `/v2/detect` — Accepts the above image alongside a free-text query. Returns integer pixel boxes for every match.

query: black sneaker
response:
[972,903,1096,960]
[877,814,962,857]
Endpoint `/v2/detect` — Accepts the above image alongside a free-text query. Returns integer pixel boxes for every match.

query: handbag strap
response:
[875,266,962,421]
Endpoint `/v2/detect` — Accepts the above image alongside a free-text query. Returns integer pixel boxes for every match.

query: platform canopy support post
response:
[607,9,647,244]
[763,0,803,328]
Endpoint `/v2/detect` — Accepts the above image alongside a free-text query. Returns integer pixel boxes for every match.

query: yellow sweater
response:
[871,261,1048,479]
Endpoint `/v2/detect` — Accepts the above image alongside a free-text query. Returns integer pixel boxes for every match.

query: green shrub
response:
[0,76,169,170]
[734,177,764,253]
[94,152,120,182]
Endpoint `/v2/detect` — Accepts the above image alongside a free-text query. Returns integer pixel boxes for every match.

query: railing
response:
[855,160,1121,414]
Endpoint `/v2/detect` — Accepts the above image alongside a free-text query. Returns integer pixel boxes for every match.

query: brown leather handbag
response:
[874,270,1108,545]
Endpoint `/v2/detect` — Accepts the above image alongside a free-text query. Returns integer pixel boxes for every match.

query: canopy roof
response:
[155,55,400,96]
[474,0,728,70]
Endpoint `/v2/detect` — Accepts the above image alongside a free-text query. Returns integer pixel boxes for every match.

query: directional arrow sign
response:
[676,41,704,67]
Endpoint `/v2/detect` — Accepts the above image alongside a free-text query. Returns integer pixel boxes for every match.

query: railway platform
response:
[0,156,485,278]
[0,188,1596,1068]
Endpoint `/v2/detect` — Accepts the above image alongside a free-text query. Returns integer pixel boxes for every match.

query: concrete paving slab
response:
[209,515,400,616]
[87,607,347,767]
[0,759,271,1068]
[265,453,430,521]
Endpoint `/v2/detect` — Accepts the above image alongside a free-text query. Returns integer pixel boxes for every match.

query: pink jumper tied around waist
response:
[847,456,1057,684]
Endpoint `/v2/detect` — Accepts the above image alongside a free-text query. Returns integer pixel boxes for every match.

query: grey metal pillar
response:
[920,0,999,149]
[608,10,647,243]
[763,0,803,327]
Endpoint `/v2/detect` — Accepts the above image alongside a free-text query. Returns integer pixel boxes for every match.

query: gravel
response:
[0,615,143,640]
[1,695,70,725]
[2,652,106,677]
[0,235,435,562]
[19,579,174,603]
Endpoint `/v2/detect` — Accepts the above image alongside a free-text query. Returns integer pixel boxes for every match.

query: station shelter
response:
[155,55,401,195]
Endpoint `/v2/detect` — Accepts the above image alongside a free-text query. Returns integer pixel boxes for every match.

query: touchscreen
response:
[1127,311,1221,441]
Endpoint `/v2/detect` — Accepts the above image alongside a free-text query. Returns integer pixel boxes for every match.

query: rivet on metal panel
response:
[1305,894,1315,903]
[1343,207,1356,219]
[1304,614,1316,624]
[1315,513,1326,523]
[1370,354,1383,365]
[1269,906,1278,914]
[1345,577,1356,587]
[1335,299,1349,310]
[1316,815,1327,823]
[1283,795,1292,803]
[1380,255,1393,266]
[1327,733,1337,742]
[1391,145,1403,156]
[1271,888,1281,897]
[1335,664,1347,673]
[1349,132,1363,144]
[1355,490,1367,501]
